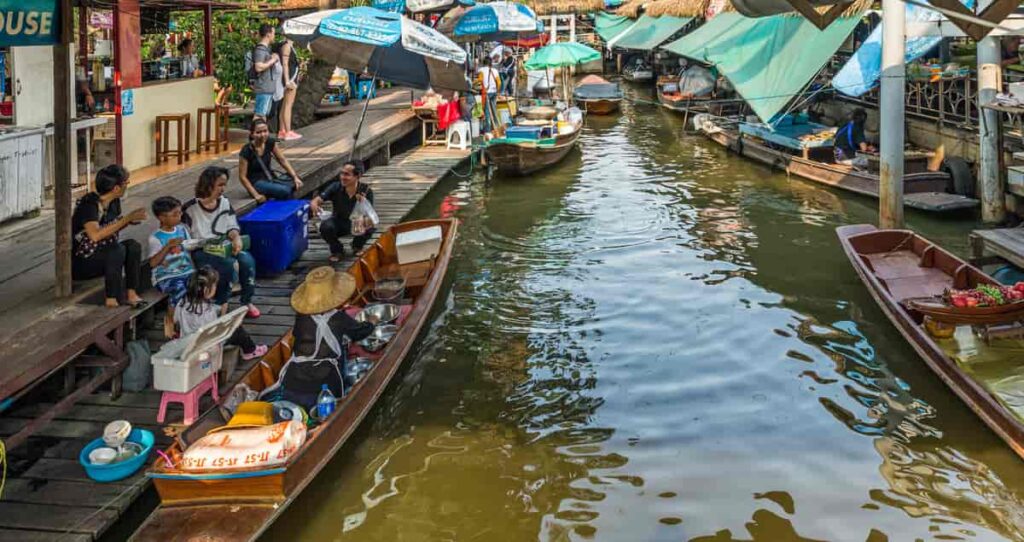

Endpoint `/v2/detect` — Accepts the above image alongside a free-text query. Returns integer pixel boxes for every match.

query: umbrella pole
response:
[348,71,379,161]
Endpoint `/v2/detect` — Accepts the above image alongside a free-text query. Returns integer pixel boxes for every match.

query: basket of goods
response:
[905,282,1024,325]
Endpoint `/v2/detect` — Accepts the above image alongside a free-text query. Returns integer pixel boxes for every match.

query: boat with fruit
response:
[131,218,458,541]
[906,283,1024,325]
[838,224,1024,460]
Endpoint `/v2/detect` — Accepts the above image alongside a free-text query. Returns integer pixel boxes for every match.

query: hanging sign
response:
[0,0,59,46]
[121,89,134,117]
[88,11,112,30]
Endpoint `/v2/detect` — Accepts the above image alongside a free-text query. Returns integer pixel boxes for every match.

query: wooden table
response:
[0,304,130,450]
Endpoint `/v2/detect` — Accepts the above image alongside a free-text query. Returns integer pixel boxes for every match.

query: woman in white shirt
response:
[182,166,261,318]
[177,38,204,78]
[476,57,502,133]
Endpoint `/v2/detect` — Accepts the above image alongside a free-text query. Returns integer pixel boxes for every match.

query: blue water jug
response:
[317,384,336,420]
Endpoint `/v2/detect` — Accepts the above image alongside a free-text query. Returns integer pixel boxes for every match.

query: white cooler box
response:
[152,307,247,393]
[396,225,443,265]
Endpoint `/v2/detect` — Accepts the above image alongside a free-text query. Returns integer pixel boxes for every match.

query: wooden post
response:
[878,0,906,229]
[978,30,1006,223]
[203,5,214,75]
[78,6,88,68]
[55,0,75,298]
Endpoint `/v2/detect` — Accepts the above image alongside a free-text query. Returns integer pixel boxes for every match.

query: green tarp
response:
[661,13,860,123]
[594,13,634,43]
[612,15,691,51]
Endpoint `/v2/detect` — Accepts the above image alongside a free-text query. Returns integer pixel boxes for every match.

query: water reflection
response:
[267,94,1024,542]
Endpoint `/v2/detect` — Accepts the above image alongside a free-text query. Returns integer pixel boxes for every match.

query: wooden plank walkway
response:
[0,88,418,337]
[970,227,1024,269]
[0,145,472,541]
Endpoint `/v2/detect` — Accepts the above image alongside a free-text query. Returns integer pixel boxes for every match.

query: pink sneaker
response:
[246,305,261,319]
[285,131,303,141]
[242,344,269,361]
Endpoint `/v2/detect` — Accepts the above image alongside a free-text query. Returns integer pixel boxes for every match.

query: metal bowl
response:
[373,278,406,303]
[358,324,398,352]
[344,357,375,383]
[354,303,400,325]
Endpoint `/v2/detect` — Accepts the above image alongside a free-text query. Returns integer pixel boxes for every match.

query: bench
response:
[0,304,131,450]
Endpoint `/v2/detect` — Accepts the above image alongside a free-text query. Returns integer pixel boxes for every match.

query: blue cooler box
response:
[239,200,310,276]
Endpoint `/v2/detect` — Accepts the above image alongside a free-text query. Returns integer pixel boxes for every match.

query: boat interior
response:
[149,220,453,480]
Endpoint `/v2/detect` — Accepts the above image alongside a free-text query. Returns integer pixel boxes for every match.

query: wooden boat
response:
[484,121,582,176]
[696,115,978,213]
[131,218,458,541]
[573,75,622,115]
[621,61,653,82]
[837,224,1024,461]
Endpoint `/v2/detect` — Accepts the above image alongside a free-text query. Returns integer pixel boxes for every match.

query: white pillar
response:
[879,0,906,229]
[569,15,576,43]
[550,15,558,42]
[978,35,1005,223]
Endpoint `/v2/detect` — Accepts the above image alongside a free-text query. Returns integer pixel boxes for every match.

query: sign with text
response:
[0,0,59,46]
[121,89,134,116]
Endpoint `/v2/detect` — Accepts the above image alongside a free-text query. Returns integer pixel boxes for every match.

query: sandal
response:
[242,344,269,361]
[246,305,262,319]
[328,253,342,263]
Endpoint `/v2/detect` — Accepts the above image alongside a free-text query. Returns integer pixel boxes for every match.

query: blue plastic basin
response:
[78,428,155,483]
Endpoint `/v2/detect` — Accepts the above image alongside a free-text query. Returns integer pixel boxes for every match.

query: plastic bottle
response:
[316,384,336,420]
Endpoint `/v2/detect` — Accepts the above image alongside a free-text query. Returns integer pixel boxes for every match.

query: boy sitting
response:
[148,196,196,338]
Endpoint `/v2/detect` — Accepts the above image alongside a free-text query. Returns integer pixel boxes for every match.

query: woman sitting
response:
[183,166,261,318]
[238,118,302,202]
[71,164,147,308]
[263,266,374,407]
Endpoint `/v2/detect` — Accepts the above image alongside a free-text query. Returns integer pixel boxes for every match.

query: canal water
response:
[267,92,1024,541]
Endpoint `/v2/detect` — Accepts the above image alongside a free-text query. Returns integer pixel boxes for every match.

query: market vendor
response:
[832,108,875,168]
[269,266,375,405]
[178,38,205,78]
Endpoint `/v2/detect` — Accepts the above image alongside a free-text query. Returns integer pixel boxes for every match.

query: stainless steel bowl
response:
[354,303,400,325]
[358,324,398,352]
[345,357,375,383]
[373,277,406,302]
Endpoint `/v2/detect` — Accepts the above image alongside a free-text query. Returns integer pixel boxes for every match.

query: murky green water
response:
[266,91,1024,541]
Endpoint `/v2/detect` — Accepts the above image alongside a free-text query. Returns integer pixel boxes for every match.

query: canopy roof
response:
[611,14,691,50]
[594,12,635,42]
[527,0,606,14]
[662,13,860,122]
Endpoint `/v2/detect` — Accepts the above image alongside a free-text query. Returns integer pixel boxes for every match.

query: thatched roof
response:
[527,0,605,14]
[644,0,709,17]
[614,0,644,17]
[617,0,869,19]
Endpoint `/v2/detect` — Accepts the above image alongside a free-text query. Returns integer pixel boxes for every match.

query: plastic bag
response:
[350,197,379,237]
[678,65,716,97]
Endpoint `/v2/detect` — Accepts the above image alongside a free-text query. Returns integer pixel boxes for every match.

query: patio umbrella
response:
[524,42,601,70]
[283,7,468,91]
[407,0,475,14]
[284,7,468,158]
[452,1,543,41]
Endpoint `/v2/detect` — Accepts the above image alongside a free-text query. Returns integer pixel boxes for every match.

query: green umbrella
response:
[524,42,602,70]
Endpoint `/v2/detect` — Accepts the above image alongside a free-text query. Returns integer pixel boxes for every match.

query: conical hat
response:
[290,266,356,315]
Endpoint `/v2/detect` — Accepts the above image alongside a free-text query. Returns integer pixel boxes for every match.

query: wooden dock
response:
[970,227,1024,269]
[0,138,471,539]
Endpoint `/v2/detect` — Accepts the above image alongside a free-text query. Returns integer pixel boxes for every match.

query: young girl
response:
[175,266,268,361]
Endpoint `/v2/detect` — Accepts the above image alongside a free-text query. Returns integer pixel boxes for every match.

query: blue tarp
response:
[834,0,974,96]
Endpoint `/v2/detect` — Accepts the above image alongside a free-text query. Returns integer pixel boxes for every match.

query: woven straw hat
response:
[290,266,356,315]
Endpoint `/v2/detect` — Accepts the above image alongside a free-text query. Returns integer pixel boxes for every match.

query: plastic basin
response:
[78,428,155,483]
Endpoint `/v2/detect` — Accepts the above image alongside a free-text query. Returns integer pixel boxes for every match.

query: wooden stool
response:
[157,372,218,425]
[155,113,191,165]
[196,105,230,154]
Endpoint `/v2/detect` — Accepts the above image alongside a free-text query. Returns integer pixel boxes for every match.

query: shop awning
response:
[611,15,691,51]
[663,14,860,123]
[594,12,634,42]
[661,13,746,62]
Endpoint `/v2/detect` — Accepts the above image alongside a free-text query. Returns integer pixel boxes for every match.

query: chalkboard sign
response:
[0,0,59,47]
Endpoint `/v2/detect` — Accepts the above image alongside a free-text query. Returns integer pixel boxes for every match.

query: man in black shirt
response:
[832,108,874,169]
[499,48,517,96]
[309,161,375,263]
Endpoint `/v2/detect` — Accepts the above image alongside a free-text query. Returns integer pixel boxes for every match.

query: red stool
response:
[157,373,219,425]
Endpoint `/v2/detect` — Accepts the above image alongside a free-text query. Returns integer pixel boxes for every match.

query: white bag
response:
[350,197,379,237]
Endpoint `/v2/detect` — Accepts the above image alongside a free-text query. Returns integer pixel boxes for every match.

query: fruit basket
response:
[905,282,1024,325]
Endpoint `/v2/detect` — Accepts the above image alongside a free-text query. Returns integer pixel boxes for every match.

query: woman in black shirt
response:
[309,160,375,262]
[71,165,147,307]
[238,118,302,202]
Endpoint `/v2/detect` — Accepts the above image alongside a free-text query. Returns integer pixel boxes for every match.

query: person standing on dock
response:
[499,49,517,97]
[476,57,502,134]
[251,24,279,119]
[309,161,375,264]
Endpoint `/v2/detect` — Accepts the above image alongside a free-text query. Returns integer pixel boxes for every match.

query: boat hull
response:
[485,128,581,176]
[700,122,976,213]
[837,225,1024,461]
[132,218,459,541]
[578,98,620,115]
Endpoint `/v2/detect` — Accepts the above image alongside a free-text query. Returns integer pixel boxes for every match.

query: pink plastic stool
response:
[157,373,219,425]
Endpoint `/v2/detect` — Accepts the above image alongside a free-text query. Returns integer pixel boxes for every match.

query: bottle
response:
[316,384,336,420]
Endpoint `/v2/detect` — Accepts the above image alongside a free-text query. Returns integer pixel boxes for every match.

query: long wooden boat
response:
[131,218,458,541]
[573,75,622,115]
[837,224,1024,461]
[697,116,978,213]
[484,122,582,176]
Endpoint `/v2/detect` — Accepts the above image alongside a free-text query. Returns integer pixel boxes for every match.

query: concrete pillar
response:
[550,15,557,42]
[569,15,576,43]
[879,0,906,229]
[978,35,1006,223]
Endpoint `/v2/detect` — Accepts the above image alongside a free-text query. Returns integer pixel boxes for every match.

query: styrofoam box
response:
[152,341,223,393]
[396,225,443,265]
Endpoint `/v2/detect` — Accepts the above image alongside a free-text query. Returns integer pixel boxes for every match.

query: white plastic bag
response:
[350,197,379,237]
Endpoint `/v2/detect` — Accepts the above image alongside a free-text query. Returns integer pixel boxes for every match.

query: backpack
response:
[245,44,267,88]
